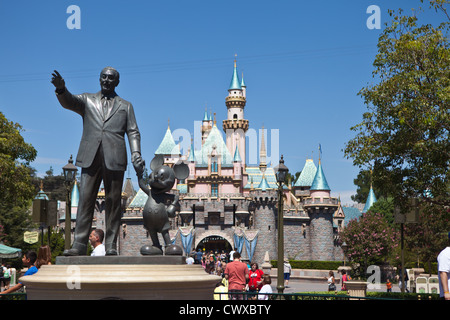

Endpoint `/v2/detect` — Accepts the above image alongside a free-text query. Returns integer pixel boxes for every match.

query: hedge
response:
[271,260,343,270]
[271,260,438,274]
[290,292,440,300]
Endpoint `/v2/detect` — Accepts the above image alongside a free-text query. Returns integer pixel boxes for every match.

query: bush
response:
[366,292,440,300]
[271,260,343,270]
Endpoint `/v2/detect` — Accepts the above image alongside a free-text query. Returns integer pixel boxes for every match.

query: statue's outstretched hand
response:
[51,70,65,90]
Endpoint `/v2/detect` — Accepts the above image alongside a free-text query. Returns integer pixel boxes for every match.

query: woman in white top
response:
[258,274,273,300]
[325,271,336,291]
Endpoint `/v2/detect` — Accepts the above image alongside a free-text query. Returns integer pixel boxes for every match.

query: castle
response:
[59,60,377,266]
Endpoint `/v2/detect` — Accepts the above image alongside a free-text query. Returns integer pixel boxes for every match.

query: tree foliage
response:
[344,2,450,208]
[0,112,37,207]
[0,112,38,247]
[404,203,450,264]
[340,211,400,278]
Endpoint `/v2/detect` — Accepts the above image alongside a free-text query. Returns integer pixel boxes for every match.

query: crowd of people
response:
[189,248,274,300]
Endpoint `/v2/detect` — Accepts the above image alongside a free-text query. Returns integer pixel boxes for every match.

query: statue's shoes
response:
[63,248,83,256]
[105,249,118,256]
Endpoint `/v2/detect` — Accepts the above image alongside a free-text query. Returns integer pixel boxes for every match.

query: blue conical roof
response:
[310,161,330,191]
[233,145,242,162]
[362,186,377,213]
[294,159,317,187]
[257,174,271,191]
[188,141,195,162]
[155,125,178,155]
[229,61,241,90]
[34,184,49,200]
[241,73,246,87]
[196,124,233,167]
[71,180,79,207]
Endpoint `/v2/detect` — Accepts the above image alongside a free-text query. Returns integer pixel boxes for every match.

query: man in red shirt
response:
[224,251,249,300]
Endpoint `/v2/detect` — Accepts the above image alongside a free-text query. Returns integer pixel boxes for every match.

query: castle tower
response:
[223,58,249,167]
[304,154,338,261]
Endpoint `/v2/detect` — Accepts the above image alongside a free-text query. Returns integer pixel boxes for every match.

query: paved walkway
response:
[271,278,401,293]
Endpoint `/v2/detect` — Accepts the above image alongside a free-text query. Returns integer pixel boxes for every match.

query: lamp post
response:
[274,155,288,294]
[341,241,348,267]
[62,155,78,250]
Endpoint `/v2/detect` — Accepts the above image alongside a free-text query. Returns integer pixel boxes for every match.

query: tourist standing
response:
[340,269,351,291]
[224,251,249,300]
[325,271,336,292]
[283,259,292,288]
[437,232,450,300]
[386,279,393,293]
[248,262,264,296]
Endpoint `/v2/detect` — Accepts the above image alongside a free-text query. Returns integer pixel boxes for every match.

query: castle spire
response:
[259,125,267,173]
[229,55,241,90]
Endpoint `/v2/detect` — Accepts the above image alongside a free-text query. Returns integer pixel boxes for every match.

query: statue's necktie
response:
[102,97,112,119]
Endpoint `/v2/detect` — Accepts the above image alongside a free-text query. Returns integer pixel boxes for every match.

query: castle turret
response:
[362,185,377,213]
[304,154,338,261]
[241,73,246,98]
[201,108,212,145]
[223,58,249,167]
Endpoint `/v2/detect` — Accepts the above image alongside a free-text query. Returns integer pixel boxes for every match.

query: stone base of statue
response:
[20,256,221,300]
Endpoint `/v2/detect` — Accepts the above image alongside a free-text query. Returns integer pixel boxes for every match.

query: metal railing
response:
[213,291,401,301]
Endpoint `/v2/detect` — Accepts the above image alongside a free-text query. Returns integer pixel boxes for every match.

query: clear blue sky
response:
[0,0,441,205]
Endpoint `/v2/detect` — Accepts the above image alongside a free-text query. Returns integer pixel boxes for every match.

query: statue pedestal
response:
[20,256,221,300]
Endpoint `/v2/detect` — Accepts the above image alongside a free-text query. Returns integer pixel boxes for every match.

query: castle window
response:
[233,114,238,120]
[211,183,218,196]
[211,159,218,173]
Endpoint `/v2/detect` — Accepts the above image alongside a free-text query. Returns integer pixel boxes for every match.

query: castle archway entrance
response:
[195,235,232,254]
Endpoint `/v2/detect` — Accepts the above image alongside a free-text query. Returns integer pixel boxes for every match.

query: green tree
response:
[32,167,67,201]
[0,112,38,248]
[340,212,400,278]
[0,112,37,207]
[344,2,450,208]
[286,171,301,186]
[404,203,450,269]
[367,197,395,226]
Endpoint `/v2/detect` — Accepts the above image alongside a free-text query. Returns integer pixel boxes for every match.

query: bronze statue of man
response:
[51,67,144,256]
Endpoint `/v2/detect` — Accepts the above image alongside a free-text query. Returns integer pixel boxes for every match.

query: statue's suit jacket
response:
[56,90,141,171]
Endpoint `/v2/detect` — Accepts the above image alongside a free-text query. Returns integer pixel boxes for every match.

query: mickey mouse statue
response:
[137,154,189,255]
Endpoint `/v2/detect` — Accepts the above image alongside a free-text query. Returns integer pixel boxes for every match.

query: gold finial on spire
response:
[168,118,170,129]
[213,112,216,125]
[234,53,237,67]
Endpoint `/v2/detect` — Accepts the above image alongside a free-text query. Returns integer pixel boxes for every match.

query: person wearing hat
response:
[283,258,292,288]
[437,232,450,300]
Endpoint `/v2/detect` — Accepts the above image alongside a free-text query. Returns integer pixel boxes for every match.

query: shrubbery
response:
[271,260,342,270]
